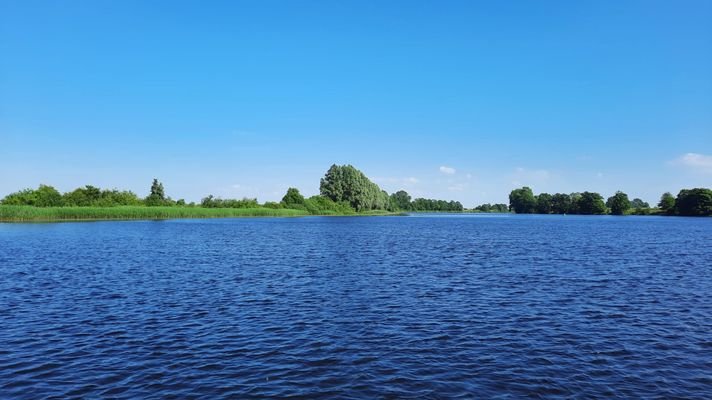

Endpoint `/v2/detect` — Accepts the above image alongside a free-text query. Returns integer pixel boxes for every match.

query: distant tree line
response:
[471,203,509,213]
[0,165,463,214]
[508,187,712,216]
[386,189,463,212]
[6,166,707,216]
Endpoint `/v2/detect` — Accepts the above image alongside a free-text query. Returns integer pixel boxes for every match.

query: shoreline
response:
[0,205,402,222]
[2,206,702,223]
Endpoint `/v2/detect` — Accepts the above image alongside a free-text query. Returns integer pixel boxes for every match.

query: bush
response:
[303,195,355,215]
[201,195,259,208]
[281,188,306,207]
[1,185,63,207]
[263,201,284,209]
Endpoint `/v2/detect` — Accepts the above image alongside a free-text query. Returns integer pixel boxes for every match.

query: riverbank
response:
[0,205,307,222]
[0,205,402,222]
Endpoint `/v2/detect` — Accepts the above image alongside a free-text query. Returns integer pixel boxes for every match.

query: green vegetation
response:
[508,187,537,214]
[302,195,356,215]
[281,187,306,208]
[658,192,676,214]
[4,165,709,221]
[1,184,64,207]
[319,164,463,212]
[390,190,412,211]
[411,198,464,212]
[320,164,390,211]
[508,187,712,216]
[606,191,631,215]
[146,178,172,206]
[630,198,649,210]
[675,188,712,216]
[0,205,308,221]
[471,203,509,213]
[62,185,144,207]
[200,195,259,208]
[0,164,460,221]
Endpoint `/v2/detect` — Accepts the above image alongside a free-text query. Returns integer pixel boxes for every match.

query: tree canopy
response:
[630,198,649,209]
[390,190,412,211]
[145,179,168,206]
[509,188,618,215]
[658,192,676,213]
[473,203,508,213]
[675,188,712,216]
[536,193,553,214]
[281,187,305,207]
[550,193,572,214]
[320,164,389,211]
[606,191,631,215]
[1,184,141,207]
[411,198,463,212]
[508,187,537,214]
[1,184,62,207]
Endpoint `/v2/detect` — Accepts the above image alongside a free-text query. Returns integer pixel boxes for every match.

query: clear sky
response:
[1,1,711,206]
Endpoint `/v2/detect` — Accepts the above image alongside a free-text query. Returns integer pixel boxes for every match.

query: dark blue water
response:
[1,214,711,399]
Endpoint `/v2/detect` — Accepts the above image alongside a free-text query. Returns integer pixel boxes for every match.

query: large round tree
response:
[606,191,631,215]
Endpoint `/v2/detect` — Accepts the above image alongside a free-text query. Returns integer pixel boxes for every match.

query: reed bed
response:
[0,205,310,222]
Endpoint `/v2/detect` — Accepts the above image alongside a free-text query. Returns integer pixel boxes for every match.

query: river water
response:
[1,214,710,398]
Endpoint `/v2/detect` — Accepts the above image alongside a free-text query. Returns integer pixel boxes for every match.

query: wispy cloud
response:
[439,166,456,175]
[671,153,712,174]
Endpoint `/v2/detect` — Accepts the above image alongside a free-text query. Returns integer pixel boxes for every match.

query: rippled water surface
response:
[1,214,711,398]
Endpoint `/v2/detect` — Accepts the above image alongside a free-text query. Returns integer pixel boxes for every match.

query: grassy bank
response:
[0,205,404,222]
[0,205,311,222]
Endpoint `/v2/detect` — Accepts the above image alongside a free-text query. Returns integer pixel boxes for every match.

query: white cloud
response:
[232,184,242,189]
[671,153,712,173]
[439,166,456,175]
[405,177,419,184]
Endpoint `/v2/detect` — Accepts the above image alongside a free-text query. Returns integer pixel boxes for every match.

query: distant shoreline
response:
[3,205,707,223]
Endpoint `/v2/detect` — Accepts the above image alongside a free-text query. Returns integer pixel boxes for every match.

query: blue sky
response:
[1,1,710,206]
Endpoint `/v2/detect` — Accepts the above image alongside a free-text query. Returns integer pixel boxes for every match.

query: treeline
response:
[508,187,712,216]
[1,184,147,207]
[1,179,189,208]
[387,190,463,212]
[0,164,463,214]
[471,203,509,213]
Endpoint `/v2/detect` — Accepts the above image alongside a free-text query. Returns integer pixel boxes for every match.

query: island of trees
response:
[2,164,710,221]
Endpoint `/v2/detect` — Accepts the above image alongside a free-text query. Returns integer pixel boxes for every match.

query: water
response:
[1,214,711,399]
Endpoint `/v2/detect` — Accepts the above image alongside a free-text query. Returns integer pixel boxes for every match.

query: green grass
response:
[0,205,310,222]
